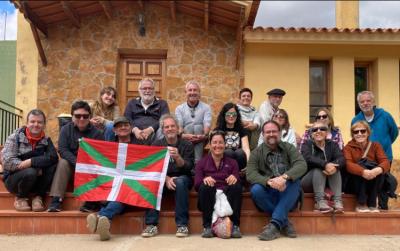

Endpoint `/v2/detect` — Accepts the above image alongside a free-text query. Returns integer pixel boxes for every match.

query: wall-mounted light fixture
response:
[138,12,145,36]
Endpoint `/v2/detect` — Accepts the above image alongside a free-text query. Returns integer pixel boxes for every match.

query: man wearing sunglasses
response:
[48,100,104,212]
[259,88,286,126]
[352,91,398,209]
[175,80,211,163]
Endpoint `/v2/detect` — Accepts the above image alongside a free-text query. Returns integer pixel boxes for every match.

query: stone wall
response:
[38,4,242,141]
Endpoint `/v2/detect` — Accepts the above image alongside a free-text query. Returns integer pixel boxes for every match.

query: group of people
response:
[1,77,398,241]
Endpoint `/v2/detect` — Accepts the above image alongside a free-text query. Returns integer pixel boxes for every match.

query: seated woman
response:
[299,108,344,151]
[343,121,390,213]
[90,86,120,141]
[214,103,250,171]
[195,130,242,238]
[301,121,345,213]
[1,109,58,212]
[258,108,296,147]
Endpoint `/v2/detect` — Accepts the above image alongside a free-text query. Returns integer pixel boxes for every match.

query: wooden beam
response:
[169,1,176,23]
[99,1,113,19]
[20,1,48,37]
[204,0,209,31]
[30,23,47,66]
[61,1,80,28]
[235,7,245,70]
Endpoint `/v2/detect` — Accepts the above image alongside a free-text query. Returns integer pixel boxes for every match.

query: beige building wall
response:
[15,13,38,118]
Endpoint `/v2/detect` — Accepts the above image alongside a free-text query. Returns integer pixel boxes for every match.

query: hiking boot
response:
[80,201,100,213]
[96,216,111,241]
[32,196,45,212]
[14,197,31,212]
[315,200,333,213]
[47,197,62,212]
[201,227,213,238]
[258,223,280,241]
[355,205,369,213]
[333,200,344,214]
[231,225,242,238]
[176,226,189,238]
[368,207,380,213]
[281,221,297,238]
[86,213,98,233]
[141,225,158,238]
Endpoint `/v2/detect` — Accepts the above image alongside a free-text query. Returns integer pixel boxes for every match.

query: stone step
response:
[0,209,399,235]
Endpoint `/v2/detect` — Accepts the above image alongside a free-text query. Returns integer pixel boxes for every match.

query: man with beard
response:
[351,91,398,209]
[142,114,194,238]
[247,120,307,241]
[175,80,212,162]
[124,78,170,145]
[259,88,286,126]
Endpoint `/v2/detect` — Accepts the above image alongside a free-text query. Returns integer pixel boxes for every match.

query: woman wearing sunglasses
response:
[343,121,390,213]
[214,103,250,172]
[301,121,345,213]
[90,86,120,141]
[258,109,296,147]
[299,108,344,151]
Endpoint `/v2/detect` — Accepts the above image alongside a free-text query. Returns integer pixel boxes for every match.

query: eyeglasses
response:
[273,114,286,119]
[311,127,328,133]
[225,112,237,117]
[316,114,328,120]
[190,108,195,118]
[352,129,367,135]
[139,87,154,91]
[73,114,90,119]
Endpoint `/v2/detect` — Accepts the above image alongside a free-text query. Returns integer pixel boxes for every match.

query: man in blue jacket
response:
[352,90,398,209]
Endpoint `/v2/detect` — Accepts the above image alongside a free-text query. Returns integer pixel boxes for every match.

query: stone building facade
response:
[37,5,243,140]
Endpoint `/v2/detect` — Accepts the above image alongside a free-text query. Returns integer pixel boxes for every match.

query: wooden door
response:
[118,53,166,111]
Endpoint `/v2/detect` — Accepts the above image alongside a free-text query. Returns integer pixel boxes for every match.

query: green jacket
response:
[246,141,307,187]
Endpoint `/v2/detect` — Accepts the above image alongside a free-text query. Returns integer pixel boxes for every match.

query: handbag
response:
[357,142,377,170]
[212,216,233,239]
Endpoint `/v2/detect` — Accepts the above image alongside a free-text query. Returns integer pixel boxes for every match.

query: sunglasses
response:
[225,112,237,117]
[316,114,328,120]
[352,129,367,135]
[73,114,90,119]
[190,108,195,118]
[311,127,328,133]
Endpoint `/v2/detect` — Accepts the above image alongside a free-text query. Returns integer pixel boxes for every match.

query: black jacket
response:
[301,139,345,171]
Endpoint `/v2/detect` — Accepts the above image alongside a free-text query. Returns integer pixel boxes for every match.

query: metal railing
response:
[0,100,23,145]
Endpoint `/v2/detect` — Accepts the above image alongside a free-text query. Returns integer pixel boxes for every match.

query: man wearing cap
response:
[259,88,286,126]
[86,116,138,241]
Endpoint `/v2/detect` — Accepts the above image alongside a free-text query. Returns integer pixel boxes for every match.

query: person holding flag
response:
[142,114,195,238]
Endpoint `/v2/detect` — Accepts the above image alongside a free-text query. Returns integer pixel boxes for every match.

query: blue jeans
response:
[104,121,115,141]
[250,180,301,229]
[145,175,192,227]
[98,201,125,220]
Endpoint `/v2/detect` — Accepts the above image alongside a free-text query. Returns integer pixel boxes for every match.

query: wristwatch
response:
[282,174,290,180]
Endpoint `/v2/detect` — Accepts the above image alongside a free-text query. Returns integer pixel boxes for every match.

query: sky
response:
[0,1,400,41]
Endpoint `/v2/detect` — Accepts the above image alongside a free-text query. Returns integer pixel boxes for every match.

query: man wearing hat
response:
[86,116,138,241]
[259,88,286,126]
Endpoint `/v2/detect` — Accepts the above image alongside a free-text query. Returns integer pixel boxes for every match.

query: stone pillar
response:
[336,1,359,29]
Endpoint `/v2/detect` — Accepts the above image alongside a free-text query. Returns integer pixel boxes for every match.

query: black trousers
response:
[354,174,384,207]
[5,165,56,198]
[224,149,247,171]
[197,183,242,228]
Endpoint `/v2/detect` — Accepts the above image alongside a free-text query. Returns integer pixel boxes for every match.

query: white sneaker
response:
[96,216,111,241]
[368,207,380,213]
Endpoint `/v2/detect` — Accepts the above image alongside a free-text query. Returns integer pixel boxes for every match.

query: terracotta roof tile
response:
[246,26,400,34]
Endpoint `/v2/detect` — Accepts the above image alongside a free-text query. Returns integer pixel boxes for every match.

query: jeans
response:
[103,121,115,141]
[145,175,192,226]
[301,168,342,202]
[98,201,125,220]
[250,180,301,229]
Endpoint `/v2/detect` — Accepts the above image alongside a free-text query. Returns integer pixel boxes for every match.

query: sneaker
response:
[86,213,98,233]
[176,226,189,237]
[333,200,344,214]
[315,200,333,213]
[368,207,380,213]
[231,225,242,238]
[32,196,45,212]
[201,227,213,238]
[80,201,99,213]
[281,221,297,238]
[141,225,158,238]
[47,197,62,212]
[96,216,111,241]
[355,205,370,213]
[258,223,280,241]
[14,197,31,212]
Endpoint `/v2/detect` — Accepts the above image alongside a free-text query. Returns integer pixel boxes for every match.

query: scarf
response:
[25,127,45,150]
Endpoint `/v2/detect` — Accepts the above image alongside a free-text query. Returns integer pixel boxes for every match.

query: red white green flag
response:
[73,138,170,210]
